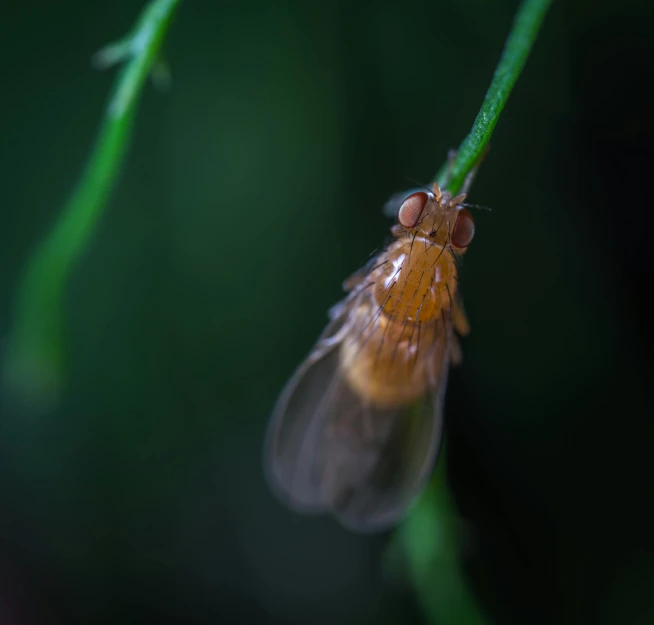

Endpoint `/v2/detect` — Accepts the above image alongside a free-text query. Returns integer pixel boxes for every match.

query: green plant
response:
[2,0,181,411]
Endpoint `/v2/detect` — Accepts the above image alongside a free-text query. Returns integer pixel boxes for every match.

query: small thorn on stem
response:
[91,38,134,70]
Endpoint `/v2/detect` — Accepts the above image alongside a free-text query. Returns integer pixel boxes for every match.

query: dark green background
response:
[1,1,653,624]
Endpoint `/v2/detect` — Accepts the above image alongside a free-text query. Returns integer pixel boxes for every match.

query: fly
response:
[264,162,482,533]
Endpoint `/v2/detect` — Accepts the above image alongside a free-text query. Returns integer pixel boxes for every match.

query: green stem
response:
[2,0,181,410]
[396,1,552,623]
[436,0,553,194]
[397,448,488,625]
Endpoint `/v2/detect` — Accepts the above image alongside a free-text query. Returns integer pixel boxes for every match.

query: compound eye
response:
[451,208,475,248]
[398,192,429,229]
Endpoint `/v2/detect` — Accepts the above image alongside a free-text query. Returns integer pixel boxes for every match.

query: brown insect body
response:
[265,181,476,532]
[342,184,470,410]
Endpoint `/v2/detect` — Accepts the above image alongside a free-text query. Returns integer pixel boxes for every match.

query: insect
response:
[264,162,482,533]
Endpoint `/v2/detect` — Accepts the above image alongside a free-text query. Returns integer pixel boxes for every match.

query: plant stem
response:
[436,0,553,194]
[397,448,488,625]
[2,0,181,410]
[397,1,552,623]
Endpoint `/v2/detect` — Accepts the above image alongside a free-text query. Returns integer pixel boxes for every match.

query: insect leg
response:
[449,334,463,366]
[452,293,470,337]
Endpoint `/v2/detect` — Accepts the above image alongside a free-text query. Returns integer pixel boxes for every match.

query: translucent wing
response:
[264,292,452,533]
[382,187,424,219]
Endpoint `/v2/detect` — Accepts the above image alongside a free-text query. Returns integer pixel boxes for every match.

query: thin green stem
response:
[2,0,181,410]
[436,0,553,194]
[395,1,552,623]
[395,448,487,625]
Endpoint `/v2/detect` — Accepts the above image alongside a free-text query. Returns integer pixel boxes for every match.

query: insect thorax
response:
[373,238,455,325]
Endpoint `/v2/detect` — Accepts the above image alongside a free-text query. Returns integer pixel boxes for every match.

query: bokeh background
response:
[1,1,653,624]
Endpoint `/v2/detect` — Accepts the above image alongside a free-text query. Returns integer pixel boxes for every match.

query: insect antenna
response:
[405,176,434,195]
[459,202,492,212]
